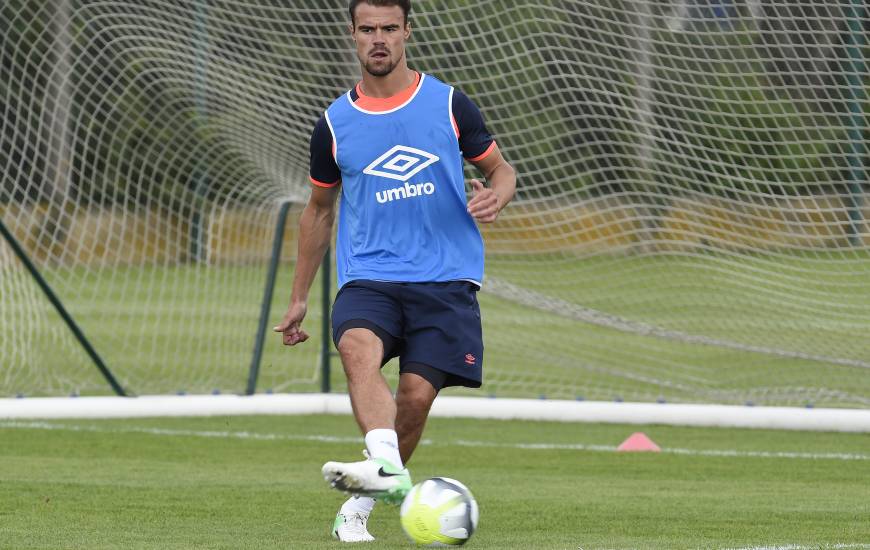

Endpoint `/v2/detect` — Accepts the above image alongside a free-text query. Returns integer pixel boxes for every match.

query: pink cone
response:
[617,432,661,452]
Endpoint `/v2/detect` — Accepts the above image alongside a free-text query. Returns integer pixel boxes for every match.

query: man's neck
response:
[359,65,416,98]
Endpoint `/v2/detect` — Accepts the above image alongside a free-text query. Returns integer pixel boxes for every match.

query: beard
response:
[362,50,403,77]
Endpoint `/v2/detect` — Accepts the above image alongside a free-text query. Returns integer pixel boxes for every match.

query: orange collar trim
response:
[354,71,421,112]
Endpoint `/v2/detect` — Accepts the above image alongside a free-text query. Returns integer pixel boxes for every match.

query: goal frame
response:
[1,394,869,432]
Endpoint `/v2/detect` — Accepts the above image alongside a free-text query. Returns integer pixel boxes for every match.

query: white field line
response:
[2,420,869,461]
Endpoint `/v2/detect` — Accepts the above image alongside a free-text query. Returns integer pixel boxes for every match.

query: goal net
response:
[2,1,868,407]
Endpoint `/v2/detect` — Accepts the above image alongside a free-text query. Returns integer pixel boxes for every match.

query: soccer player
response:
[274,0,516,542]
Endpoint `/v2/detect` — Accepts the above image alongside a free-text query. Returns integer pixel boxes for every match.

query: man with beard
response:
[274,0,516,542]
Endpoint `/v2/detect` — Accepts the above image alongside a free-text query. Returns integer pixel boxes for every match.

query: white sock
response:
[340,495,376,515]
[364,428,403,468]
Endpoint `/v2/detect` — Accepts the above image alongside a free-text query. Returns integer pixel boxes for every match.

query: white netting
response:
[1,1,868,406]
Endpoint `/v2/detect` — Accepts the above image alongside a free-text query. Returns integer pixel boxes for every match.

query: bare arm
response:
[466,144,516,223]
[273,184,340,346]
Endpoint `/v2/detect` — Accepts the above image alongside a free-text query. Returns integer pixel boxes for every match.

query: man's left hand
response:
[467,179,502,223]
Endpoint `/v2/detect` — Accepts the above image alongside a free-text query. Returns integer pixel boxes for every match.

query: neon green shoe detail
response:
[371,458,412,505]
[331,514,343,539]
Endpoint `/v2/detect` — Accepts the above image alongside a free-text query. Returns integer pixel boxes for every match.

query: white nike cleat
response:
[332,511,375,543]
[322,455,412,505]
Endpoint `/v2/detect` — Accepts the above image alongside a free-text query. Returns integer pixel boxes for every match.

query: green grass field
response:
[1,414,868,549]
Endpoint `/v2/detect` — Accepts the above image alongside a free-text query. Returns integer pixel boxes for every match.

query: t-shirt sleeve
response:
[309,114,340,187]
[452,89,496,162]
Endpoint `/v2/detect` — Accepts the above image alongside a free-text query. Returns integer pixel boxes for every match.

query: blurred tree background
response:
[1,0,867,211]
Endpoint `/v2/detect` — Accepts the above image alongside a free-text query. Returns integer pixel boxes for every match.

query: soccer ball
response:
[400,477,479,547]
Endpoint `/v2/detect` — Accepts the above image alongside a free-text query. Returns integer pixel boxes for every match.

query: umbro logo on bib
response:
[376,181,435,204]
[364,145,440,181]
[367,145,439,204]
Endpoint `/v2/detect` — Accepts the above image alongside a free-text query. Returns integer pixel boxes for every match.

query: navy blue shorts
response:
[331,280,483,390]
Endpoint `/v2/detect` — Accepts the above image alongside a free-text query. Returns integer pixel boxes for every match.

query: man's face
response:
[350,3,410,78]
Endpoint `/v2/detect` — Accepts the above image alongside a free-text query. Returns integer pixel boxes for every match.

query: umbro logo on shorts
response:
[364,145,440,181]
[465,354,476,365]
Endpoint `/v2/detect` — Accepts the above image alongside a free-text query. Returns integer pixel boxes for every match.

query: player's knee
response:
[337,329,382,374]
[397,384,436,414]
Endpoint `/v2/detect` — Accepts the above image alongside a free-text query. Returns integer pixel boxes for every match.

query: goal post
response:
[1,1,868,418]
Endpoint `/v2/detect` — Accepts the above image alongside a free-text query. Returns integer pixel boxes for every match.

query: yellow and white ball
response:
[400,477,479,547]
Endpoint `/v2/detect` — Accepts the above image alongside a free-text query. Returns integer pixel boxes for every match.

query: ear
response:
[404,22,411,40]
[348,22,355,38]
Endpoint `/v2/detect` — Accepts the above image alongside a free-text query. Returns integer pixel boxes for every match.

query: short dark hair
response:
[348,0,411,27]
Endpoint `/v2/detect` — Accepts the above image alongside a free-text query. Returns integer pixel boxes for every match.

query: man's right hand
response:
[273,302,310,346]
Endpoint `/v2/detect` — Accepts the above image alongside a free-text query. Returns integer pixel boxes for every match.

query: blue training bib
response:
[325,74,485,288]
